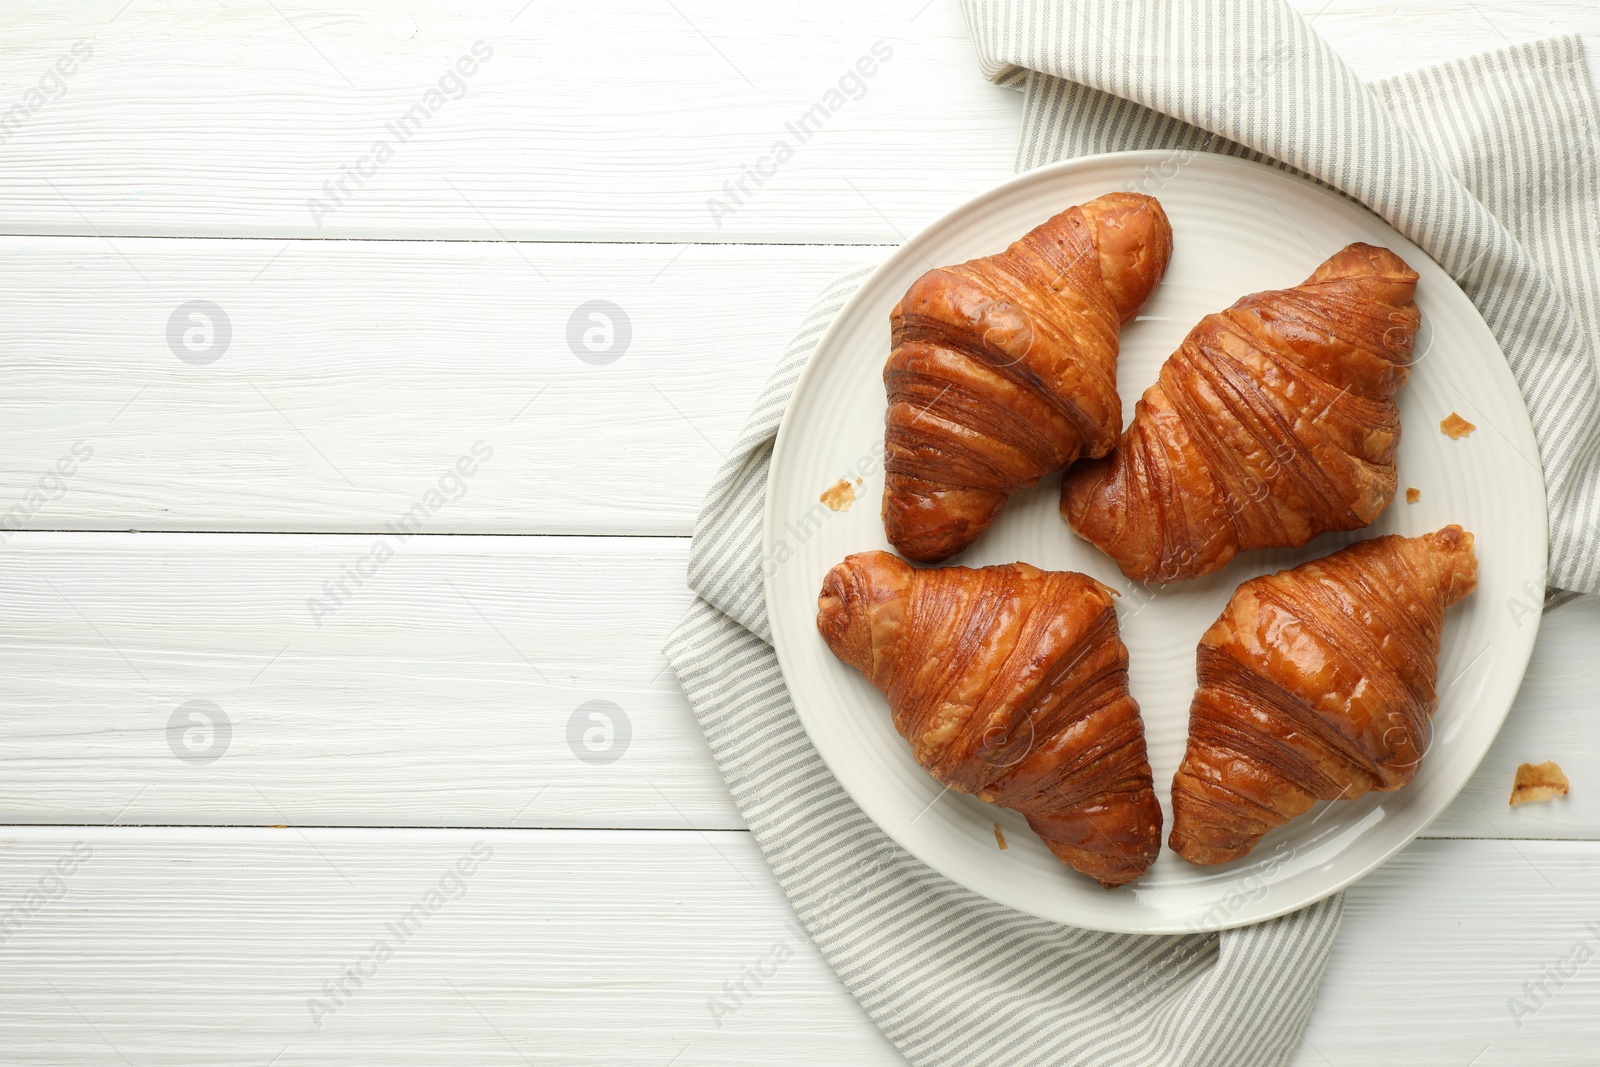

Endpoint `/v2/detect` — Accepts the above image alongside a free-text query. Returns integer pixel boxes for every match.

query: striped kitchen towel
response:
[666,7,1600,1066]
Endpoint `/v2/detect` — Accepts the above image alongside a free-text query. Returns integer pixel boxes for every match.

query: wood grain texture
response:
[0,829,1595,1066]
[1430,596,1600,838]
[1296,838,1600,1066]
[0,0,1019,243]
[1,2,1597,1061]
[0,1,1589,243]
[0,532,1590,840]
[0,533,742,829]
[0,237,877,535]
[0,827,898,1067]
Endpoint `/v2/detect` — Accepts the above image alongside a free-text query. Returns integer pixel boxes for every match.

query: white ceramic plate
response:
[764,152,1548,934]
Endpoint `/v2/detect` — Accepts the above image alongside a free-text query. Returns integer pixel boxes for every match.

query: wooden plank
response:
[0,532,1593,840]
[0,827,900,1066]
[0,2,1591,242]
[1,0,1019,243]
[1431,596,1600,839]
[1295,838,1600,1066]
[0,237,878,535]
[0,533,741,830]
[0,828,1595,1065]
[1,5,1594,1064]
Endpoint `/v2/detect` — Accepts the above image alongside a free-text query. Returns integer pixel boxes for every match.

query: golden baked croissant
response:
[817,550,1162,887]
[1062,243,1420,583]
[1169,526,1478,866]
[885,192,1173,563]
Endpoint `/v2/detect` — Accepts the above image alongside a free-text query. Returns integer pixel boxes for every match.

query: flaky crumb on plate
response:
[819,479,856,511]
[1440,412,1476,439]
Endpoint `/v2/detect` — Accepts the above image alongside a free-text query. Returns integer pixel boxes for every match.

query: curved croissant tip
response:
[817,561,866,666]
[1078,191,1174,322]
[1167,828,1253,867]
[1085,189,1167,215]
[816,552,905,676]
[1422,524,1478,604]
[817,552,885,621]
[883,480,1006,563]
[1418,523,1474,564]
[816,569,848,626]
[1316,242,1420,284]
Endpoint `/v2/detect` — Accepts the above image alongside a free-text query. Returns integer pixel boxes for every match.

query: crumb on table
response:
[819,478,856,511]
[993,822,1007,850]
[1406,487,1420,504]
[1510,761,1569,806]
[1440,412,1476,439]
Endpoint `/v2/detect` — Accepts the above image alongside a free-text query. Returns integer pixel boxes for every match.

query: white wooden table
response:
[1,3,1597,1063]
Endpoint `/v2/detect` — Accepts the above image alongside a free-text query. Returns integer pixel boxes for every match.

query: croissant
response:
[1061,243,1420,583]
[1169,526,1478,866]
[884,191,1173,563]
[817,550,1162,887]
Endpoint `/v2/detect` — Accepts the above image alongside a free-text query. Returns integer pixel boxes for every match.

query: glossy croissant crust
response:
[884,192,1173,563]
[817,551,1161,887]
[1062,242,1420,583]
[1169,526,1478,866]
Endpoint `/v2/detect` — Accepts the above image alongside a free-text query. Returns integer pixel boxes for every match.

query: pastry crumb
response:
[855,477,863,487]
[1406,487,1420,504]
[819,479,856,511]
[1440,413,1476,439]
[993,822,1008,850]
[1510,761,1569,806]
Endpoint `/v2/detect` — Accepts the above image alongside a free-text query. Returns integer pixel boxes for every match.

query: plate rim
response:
[762,148,1549,933]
